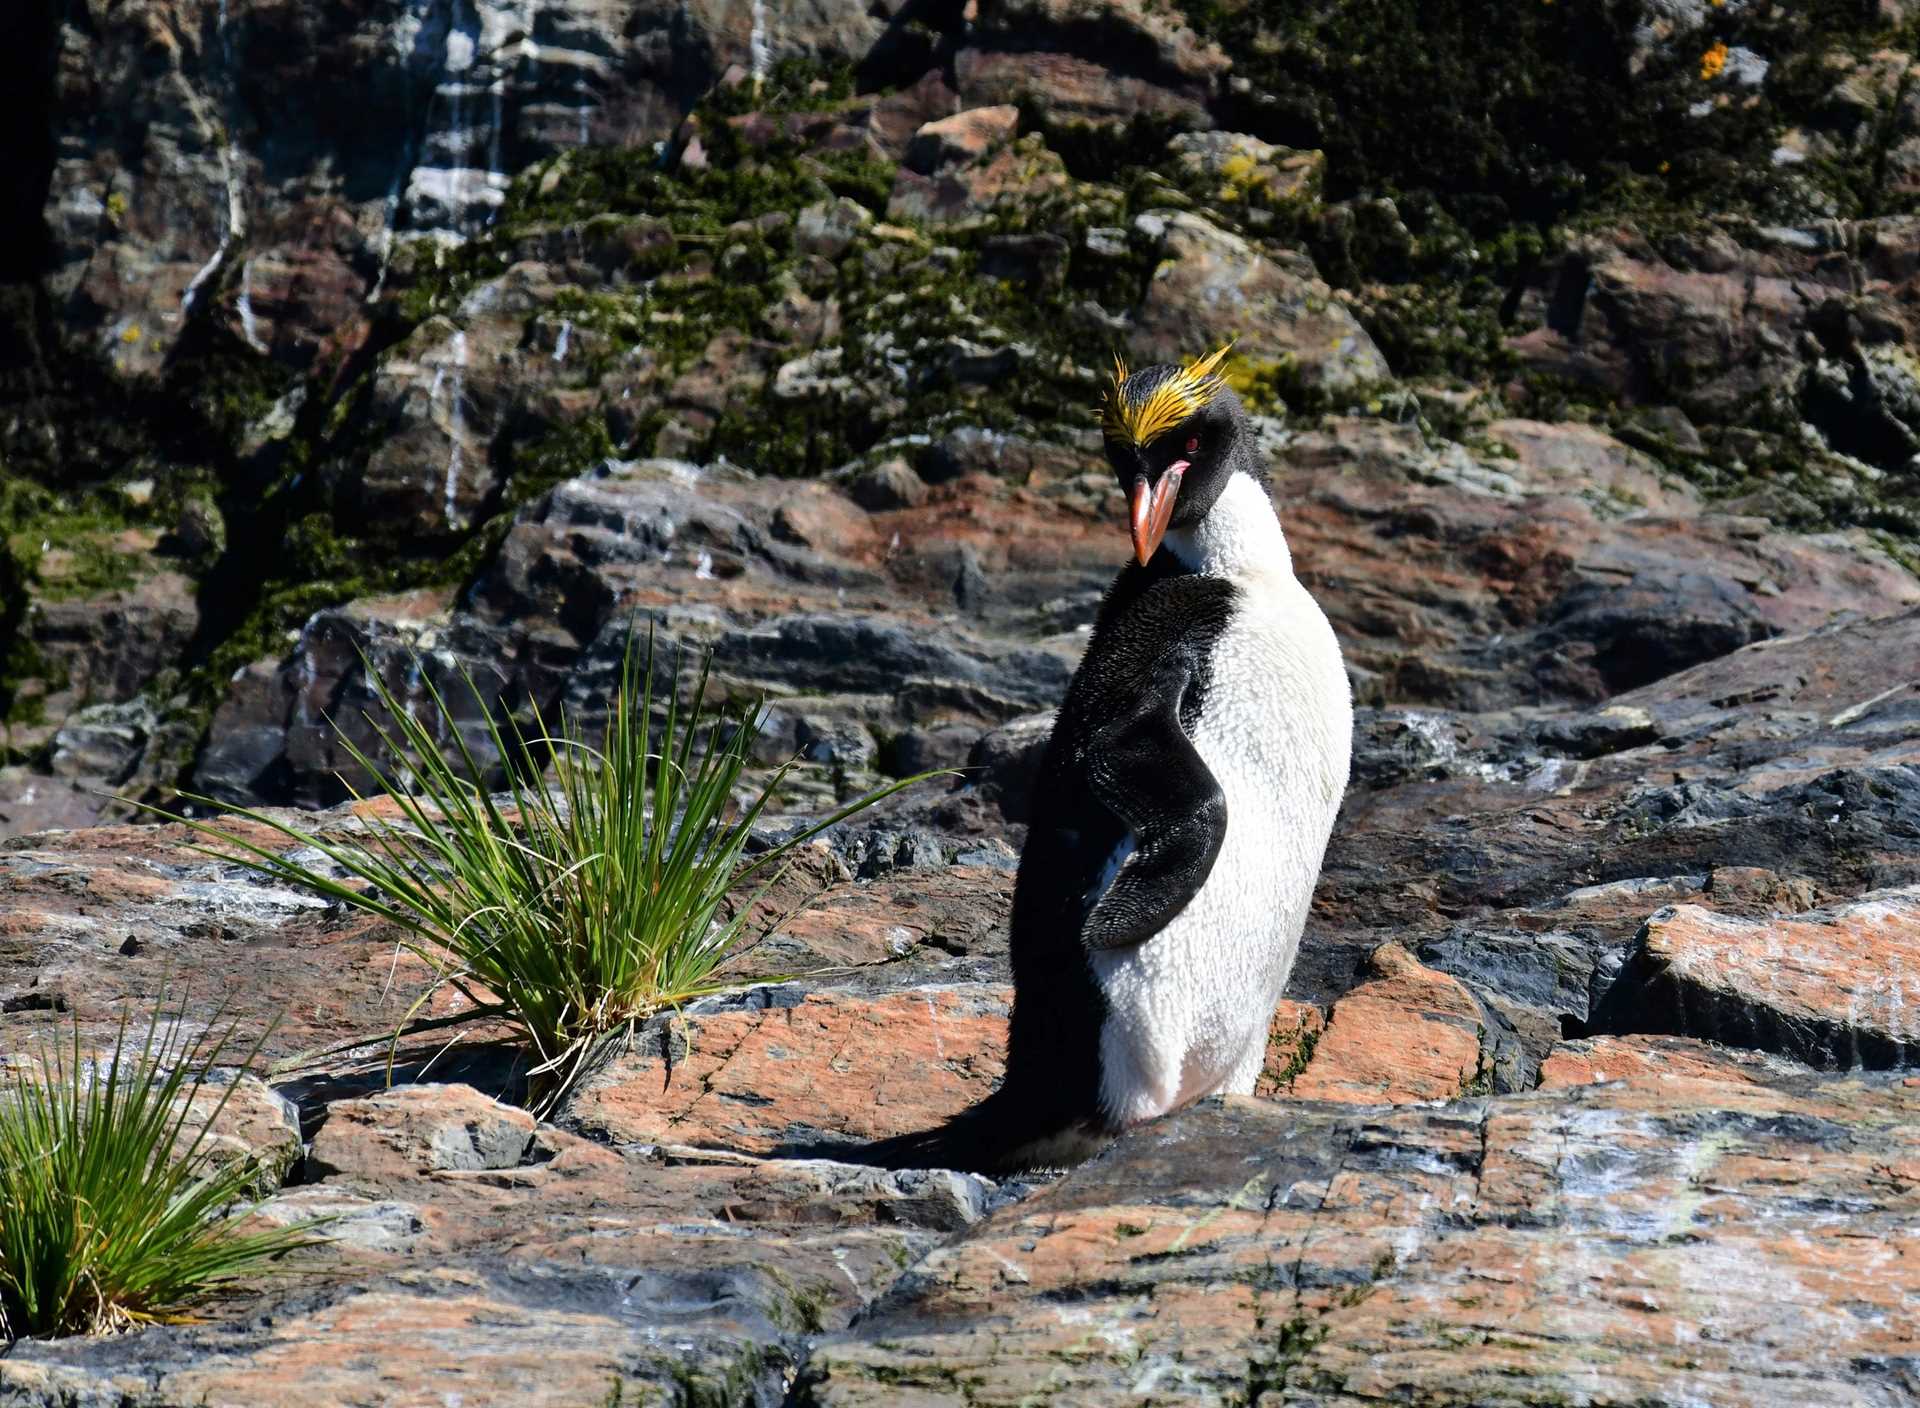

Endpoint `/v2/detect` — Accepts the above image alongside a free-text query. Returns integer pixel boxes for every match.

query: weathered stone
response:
[964,711,1055,824]
[794,196,874,259]
[728,862,1013,978]
[1484,417,1695,517]
[903,105,1020,174]
[885,722,981,776]
[846,456,929,510]
[1596,888,1920,1068]
[801,1080,1920,1406]
[1539,1033,1817,1090]
[1128,211,1390,393]
[175,1074,305,1196]
[309,1084,537,1184]
[769,485,875,553]
[567,986,1011,1157]
[12,566,199,726]
[887,133,1070,225]
[956,0,1228,128]
[37,0,895,381]
[1167,130,1323,205]
[1252,999,1327,1096]
[46,697,160,783]
[1286,942,1488,1103]
[1532,702,1660,759]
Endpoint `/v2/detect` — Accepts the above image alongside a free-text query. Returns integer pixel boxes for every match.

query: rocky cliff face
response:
[11,0,1920,825]
[6,0,1920,1401]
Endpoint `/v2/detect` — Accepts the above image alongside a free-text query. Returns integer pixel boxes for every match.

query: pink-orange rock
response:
[956,0,1228,126]
[177,1074,304,1194]
[8,1284,767,1408]
[1704,864,1820,914]
[1484,417,1698,516]
[1539,1033,1815,1090]
[887,133,1070,225]
[1287,942,1487,1103]
[1601,887,1920,1068]
[804,1077,1920,1406]
[903,105,1020,173]
[770,485,879,554]
[726,864,1014,977]
[1254,998,1327,1096]
[567,986,1012,1155]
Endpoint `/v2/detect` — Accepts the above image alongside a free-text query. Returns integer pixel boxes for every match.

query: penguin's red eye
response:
[1185,436,1200,453]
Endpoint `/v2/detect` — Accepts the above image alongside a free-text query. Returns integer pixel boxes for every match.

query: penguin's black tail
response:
[848,1090,1112,1175]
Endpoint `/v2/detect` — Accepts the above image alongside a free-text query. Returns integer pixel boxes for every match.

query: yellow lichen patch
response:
[1101,342,1234,445]
[1214,152,1271,205]
[1219,354,1298,418]
[1700,41,1729,80]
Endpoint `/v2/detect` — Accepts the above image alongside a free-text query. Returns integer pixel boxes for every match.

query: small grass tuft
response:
[0,1000,319,1339]
[167,632,942,1111]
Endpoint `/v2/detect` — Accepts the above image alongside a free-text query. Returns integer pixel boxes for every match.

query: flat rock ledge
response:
[801,1076,1920,1408]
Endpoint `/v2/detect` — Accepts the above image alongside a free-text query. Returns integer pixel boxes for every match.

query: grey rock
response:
[794,197,874,260]
[48,698,159,784]
[964,711,1055,824]
[252,1191,430,1253]
[847,456,930,510]
[885,723,983,777]
[1534,704,1660,759]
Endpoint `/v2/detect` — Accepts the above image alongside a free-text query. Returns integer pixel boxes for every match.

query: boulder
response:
[887,132,1070,226]
[1167,130,1324,205]
[903,105,1021,174]
[1285,942,1491,1103]
[308,1084,538,1184]
[1127,211,1390,395]
[1596,889,1920,1068]
[955,0,1228,128]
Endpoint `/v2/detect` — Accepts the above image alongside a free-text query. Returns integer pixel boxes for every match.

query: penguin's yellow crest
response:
[1100,342,1234,447]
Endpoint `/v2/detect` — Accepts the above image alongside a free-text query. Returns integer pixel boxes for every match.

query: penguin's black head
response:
[1100,344,1253,566]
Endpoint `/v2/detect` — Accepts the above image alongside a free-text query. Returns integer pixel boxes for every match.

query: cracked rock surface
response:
[6,605,1920,1403]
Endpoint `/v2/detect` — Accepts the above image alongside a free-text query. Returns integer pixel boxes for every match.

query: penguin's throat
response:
[1162,472,1292,578]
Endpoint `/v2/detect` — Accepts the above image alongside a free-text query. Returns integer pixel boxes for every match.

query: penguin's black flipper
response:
[1074,641,1229,953]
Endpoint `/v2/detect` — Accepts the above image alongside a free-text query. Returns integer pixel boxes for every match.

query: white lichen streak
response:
[442,329,470,528]
[750,0,771,85]
[236,258,269,352]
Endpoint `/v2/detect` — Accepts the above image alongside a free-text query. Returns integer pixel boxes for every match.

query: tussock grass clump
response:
[0,1003,315,1339]
[175,637,937,1109]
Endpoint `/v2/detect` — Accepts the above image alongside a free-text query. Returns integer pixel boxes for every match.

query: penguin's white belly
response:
[1089,579,1350,1128]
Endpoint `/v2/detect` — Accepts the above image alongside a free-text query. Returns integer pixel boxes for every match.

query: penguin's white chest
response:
[1089,575,1351,1127]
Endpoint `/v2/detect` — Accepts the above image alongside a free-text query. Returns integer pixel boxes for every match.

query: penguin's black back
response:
[864,554,1239,1173]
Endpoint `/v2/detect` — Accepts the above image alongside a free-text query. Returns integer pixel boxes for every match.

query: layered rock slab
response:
[2,1123,1003,1407]
[568,985,1013,1156]
[801,1078,1920,1406]
[1598,887,1920,1067]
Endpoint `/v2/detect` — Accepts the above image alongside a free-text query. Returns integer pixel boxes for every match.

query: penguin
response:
[865,343,1353,1173]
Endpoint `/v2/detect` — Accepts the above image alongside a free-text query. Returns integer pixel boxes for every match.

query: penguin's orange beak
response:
[1129,461,1187,566]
